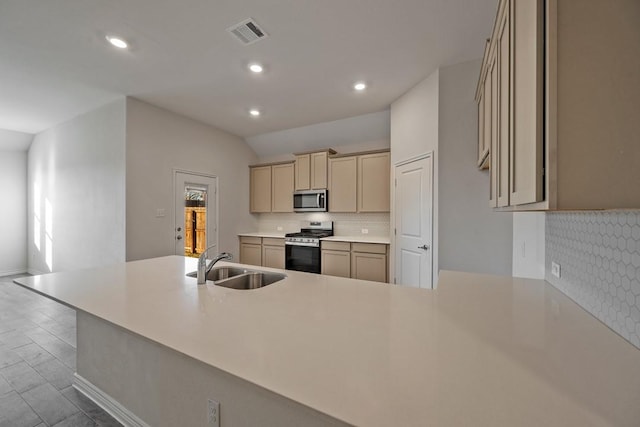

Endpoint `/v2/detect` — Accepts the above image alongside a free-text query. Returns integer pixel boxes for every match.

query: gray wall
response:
[546,211,640,349]
[0,149,29,275]
[125,98,258,262]
[438,59,512,276]
[27,99,126,273]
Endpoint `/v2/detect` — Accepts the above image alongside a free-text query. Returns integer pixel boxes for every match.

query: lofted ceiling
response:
[0,0,496,137]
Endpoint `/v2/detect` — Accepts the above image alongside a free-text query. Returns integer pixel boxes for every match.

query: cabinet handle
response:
[418,245,430,251]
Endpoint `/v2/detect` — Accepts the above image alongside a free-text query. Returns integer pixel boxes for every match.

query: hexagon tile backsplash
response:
[546,211,640,349]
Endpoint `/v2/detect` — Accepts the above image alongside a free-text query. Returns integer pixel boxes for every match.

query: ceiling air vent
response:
[227,18,269,45]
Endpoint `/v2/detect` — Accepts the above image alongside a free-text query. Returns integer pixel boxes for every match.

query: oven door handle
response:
[285,241,320,248]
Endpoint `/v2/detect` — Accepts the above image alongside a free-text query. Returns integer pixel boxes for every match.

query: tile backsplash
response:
[546,211,640,349]
[256,212,390,237]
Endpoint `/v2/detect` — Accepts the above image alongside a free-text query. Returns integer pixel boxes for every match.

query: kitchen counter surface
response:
[320,235,390,244]
[238,231,286,238]
[14,257,640,426]
[238,232,390,244]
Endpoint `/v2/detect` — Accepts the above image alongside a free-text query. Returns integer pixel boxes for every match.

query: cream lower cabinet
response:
[351,243,387,283]
[240,237,262,266]
[262,238,285,269]
[321,241,351,278]
[321,241,388,283]
[239,236,285,268]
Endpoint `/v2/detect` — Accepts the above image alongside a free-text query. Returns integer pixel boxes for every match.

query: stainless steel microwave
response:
[293,189,328,212]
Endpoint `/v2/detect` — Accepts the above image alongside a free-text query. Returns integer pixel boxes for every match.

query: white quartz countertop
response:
[14,257,640,426]
[237,232,286,238]
[320,235,390,244]
[238,232,390,244]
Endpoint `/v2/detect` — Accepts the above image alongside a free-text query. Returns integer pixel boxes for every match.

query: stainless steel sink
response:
[186,267,286,289]
[186,266,249,282]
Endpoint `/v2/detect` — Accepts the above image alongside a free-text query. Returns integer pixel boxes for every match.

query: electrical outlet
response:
[156,208,165,218]
[361,228,369,234]
[208,399,220,426]
[551,262,561,278]
[276,226,283,231]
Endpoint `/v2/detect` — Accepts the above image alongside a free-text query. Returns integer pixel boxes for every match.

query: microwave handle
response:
[317,193,321,207]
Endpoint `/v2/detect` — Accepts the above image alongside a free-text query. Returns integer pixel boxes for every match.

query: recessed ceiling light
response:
[354,82,367,91]
[249,109,261,117]
[249,63,264,73]
[106,36,128,49]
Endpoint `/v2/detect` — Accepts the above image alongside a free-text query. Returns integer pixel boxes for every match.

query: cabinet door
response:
[509,0,544,205]
[321,250,351,278]
[250,166,272,213]
[310,152,328,189]
[358,152,390,212]
[328,156,357,212]
[488,50,498,208]
[351,252,387,283]
[240,243,262,266]
[262,245,285,269]
[497,2,510,208]
[295,154,310,191]
[271,163,294,212]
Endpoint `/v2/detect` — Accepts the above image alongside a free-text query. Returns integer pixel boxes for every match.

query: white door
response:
[394,155,433,288]
[174,171,218,257]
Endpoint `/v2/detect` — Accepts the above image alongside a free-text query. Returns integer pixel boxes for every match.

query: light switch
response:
[156,208,166,218]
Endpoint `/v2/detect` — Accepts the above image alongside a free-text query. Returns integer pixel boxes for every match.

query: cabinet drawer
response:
[239,236,262,245]
[351,243,387,254]
[262,237,284,247]
[322,241,351,251]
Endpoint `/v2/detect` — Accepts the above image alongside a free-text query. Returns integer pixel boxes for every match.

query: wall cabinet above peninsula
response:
[477,0,640,211]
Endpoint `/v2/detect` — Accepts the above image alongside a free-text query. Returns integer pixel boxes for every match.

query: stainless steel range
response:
[285,221,333,273]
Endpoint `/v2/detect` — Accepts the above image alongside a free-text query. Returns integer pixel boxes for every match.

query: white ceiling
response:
[0,0,496,137]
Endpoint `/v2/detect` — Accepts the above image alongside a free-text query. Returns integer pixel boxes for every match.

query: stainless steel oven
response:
[293,189,327,212]
[285,221,333,273]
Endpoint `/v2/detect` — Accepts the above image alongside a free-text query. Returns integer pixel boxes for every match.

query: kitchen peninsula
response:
[14,256,640,426]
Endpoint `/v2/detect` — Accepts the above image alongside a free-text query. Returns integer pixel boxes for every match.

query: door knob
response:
[176,235,183,240]
[418,244,430,251]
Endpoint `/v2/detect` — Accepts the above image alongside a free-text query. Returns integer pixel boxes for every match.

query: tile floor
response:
[0,274,122,427]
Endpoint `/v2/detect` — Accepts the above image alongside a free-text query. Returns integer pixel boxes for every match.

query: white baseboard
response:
[73,373,150,427]
[27,268,46,275]
[0,268,28,277]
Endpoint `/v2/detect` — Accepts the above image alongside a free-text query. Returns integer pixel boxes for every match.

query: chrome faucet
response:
[197,247,233,284]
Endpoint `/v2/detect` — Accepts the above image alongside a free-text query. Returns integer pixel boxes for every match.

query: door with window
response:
[394,155,433,289]
[174,171,218,257]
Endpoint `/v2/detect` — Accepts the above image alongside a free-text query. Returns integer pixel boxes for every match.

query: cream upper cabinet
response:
[310,151,329,189]
[358,152,390,212]
[509,0,543,206]
[271,163,294,213]
[294,154,310,191]
[477,39,490,170]
[478,0,640,210]
[250,162,293,213]
[329,150,390,213]
[294,150,335,190]
[250,166,271,213]
[328,156,358,213]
